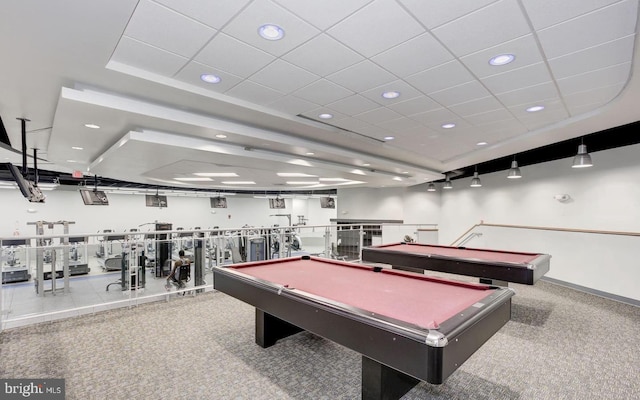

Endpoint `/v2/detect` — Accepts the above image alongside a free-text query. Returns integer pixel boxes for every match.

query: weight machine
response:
[106,234,146,292]
[28,220,75,296]
[1,238,31,284]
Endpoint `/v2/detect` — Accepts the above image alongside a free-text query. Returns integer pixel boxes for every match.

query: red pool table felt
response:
[230,258,494,330]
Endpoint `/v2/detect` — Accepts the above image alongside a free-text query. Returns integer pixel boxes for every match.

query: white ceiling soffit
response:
[14,0,636,190]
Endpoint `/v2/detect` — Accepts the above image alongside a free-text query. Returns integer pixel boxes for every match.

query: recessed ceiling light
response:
[258,24,284,40]
[200,74,221,84]
[66,160,77,163]
[402,171,409,174]
[363,163,371,167]
[442,123,456,129]
[526,105,545,112]
[382,91,400,99]
[84,123,100,129]
[393,177,402,181]
[305,152,315,155]
[215,134,227,139]
[71,146,83,150]
[476,141,488,146]
[489,54,515,66]
[318,113,333,119]
[384,136,395,140]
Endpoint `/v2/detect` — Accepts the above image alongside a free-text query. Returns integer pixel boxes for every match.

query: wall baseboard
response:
[541,276,639,307]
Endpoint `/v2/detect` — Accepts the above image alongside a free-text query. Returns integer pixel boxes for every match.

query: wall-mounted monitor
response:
[146,194,168,208]
[269,198,285,209]
[320,197,335,209]
[79,189,109,205]
[210,197,227,208]
[4,162,45,203]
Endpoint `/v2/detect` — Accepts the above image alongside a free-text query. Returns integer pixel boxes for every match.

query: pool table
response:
[213,255,514,400]
[362,242,551,286]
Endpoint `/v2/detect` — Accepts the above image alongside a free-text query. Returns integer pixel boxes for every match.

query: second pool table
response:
[362,242,551,286]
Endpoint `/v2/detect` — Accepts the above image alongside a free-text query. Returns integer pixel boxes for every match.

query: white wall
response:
[337,143,640,302]
[336,187,406,220]
[0,190,336,237]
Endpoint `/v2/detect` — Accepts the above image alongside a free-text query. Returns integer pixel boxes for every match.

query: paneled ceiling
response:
[0,0,638,191]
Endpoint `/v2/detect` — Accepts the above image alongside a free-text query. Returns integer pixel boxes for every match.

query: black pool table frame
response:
[213,257,514,400]
[362,242,551,286]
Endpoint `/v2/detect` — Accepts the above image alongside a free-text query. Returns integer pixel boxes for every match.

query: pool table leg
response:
[255,309,304,348]
[362,356,420,400]
[479,278,509,287]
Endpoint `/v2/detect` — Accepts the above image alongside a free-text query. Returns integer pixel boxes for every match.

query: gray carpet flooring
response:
[0,279,638,400]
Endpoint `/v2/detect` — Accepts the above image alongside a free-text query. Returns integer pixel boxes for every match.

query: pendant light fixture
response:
[470,166,482,187]
[443,174,453,189]
[427,182,436,192]
[572,138,593,168]
[507,156,522,179]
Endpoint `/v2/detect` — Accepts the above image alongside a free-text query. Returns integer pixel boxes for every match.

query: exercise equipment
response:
[106,236,145,292]
[154,222,172,277]
[28,220,74,296]
[1,238,31,283]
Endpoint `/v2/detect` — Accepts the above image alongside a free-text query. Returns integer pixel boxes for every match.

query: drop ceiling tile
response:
[399,0,499,29]
[448,96,503,117]
[537,0,637,59]
[221,0,320,57]
[360,80,423,106]
[330,117,375,132]
[464,108,514,125]
[357,124,394,139]
[476,118,527,137]
[496,82,559,107]
[354,107,403,124]
[387,96,441,116]
[325,61,396,93]
[224,80,284,105]
[371,33,454,77]
[410,108,460,125]
[482,62,552,94]
[273,0,371,30]
[249,59,319,94]
[195,33,275,78]
[425,118,472,134]
[566,101,607,116]
[124,1,217,58]
[521,0,624,30]
[406,60,474,94]
[292,79,354,105]
[154,0,252,29]
[282,34,363,77]
[432,0,531,57]
[428,81,490,107]
[299,107,349,122]
[325,95,380,116]
[111,36,189,76]
[174,61,244,92]
[519,108,570,130]
[266,95,320,115]
[377,117,421,132]
[509,98,565,119]
[557,62,631,95]
[327,0,425,57]
[460,34,543,78]
[563,83,625,111]
[548,35,635,79]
